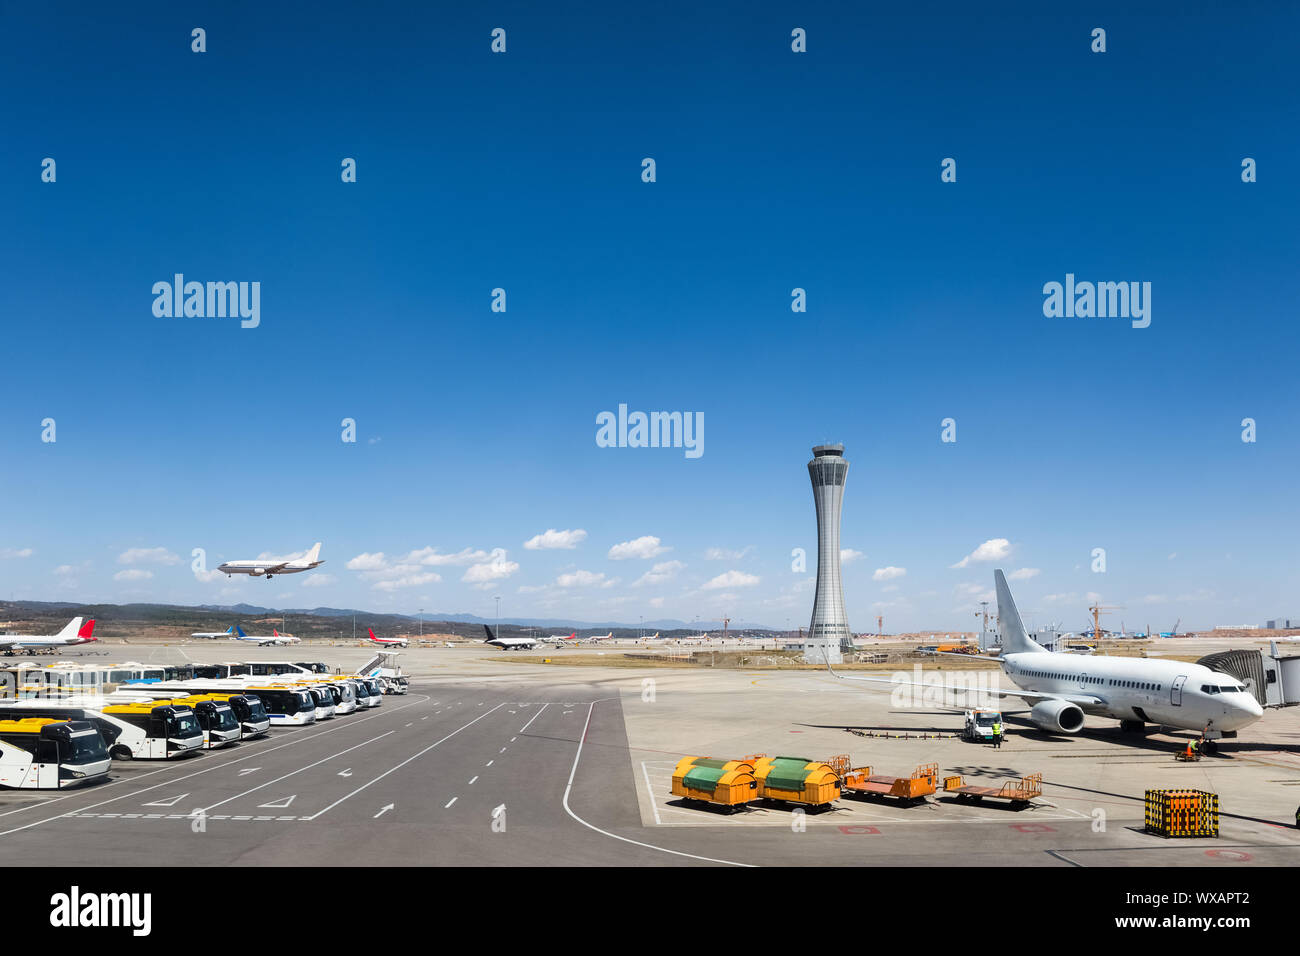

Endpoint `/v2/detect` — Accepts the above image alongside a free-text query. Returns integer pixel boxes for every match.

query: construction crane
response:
[876,615,883,636]
[1088,602,1124,642]
[722,616,730,642]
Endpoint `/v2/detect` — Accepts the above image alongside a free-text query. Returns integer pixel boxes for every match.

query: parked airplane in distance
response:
[585,632,613,642]
[482,625,537,650]
[825,569,1264,752]
[0,618,97,655]
[367,627,408,648]
[192,626,234,640]
[541,632,577,646]
[217,542,324,579]
[229,625,300,646]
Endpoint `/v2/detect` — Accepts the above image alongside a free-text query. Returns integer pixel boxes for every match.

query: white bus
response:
[0,718,112,789]
[0,698,204,759]
[173,695,243,748]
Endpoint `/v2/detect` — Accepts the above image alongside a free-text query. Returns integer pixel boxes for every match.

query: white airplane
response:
[217,542,324,579]
[585,632,613,642]
[824,569,1264,752]
[482,625,537,650]
[229,625,300,646]
[541,632,578,646]
[367,627,408,648]
[191,626,234,640]
[0,618,98,655]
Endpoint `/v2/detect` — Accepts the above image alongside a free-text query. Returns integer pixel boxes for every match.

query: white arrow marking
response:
[258,795,297,809]
[373,804,394,819]
[337,768,352,777]
[238,768,260,776]
[445,797,457,808]
[142,793,189,808]
[468,776,478,785]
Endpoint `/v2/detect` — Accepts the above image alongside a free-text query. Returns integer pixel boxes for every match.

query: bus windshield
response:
[68,732,109,764]
[244,698,268,720]
[168,713,201,738]
[213,707,239,731]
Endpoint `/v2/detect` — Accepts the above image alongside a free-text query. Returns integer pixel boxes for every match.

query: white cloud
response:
[401,547,490,567]
[118,547,181,566]
[193,568,224,583]
[872,566,906,581]
[517,584,548,594]
[704,546,750,561]
[373,572,441,593]
[950,538,1011,569]
[702,570,760,590]
[555,569,612,588]
[114,569,153,581]
[608,536,669,560]
[1008,568,1040,580]
[347,552,389,571]
[841,549,865,564]
[524,528,587,551]
[53,564,80,576]
[634,560,685,587]
[462,549,519,588]
[0,548,33,559]
[301,574,336,589]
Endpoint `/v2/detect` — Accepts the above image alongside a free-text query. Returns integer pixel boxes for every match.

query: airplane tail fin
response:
[483,624,496,641]
[236,625,247,638]
[296,542,322,566]
[368,628,377,641]
[55,617,83,640]
[273,629,280,637]
[995,569,1046,654]
[77,619,97,641]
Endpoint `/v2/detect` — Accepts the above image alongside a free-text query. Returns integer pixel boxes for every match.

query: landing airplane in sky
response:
[0,618,97,655]
[229,625,300,646]
[191,626,234,640]
[825,569,1263,751]
[367,627,408,648]
[482,625,537,650]
[217,542,324,579]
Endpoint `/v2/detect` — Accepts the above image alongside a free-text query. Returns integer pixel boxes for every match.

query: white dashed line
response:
[445,797,457,809]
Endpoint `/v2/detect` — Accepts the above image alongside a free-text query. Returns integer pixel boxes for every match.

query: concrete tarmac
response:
[1,643,1297,866]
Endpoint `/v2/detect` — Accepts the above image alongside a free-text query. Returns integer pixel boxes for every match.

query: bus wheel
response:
[110,746,133,761]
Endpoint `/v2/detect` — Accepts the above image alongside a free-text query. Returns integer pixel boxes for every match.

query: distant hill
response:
[0,599,781,642]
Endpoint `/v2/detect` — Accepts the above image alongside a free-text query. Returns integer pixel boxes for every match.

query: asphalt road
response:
[2,676,1297,867]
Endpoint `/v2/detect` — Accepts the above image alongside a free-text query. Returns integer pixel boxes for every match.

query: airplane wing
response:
[821,653,1105,709]
[260,562,290,575]
[0,639,19,651]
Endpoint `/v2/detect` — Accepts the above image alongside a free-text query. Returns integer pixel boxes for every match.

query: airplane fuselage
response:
[1001,651,1263,733]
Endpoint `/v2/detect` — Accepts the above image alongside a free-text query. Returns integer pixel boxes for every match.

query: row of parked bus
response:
[0,661,404,790]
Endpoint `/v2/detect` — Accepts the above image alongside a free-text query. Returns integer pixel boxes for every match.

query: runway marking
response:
[238,768,260,776]
[0,694,434,836]
[563,699,752,867]
[374,804,393,819]
[302,703,507,821]
[142,793,189,808]
[500,747,507,753]
[519,704,548,733]
[198,731,396,813]
[468,776,479,785]
[257,795,297,809]
[641,762,663,826]
[445,797,458,808]
[485,760,493,767]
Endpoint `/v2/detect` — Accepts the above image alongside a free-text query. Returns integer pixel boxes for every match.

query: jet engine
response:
[1029,699,1085,733]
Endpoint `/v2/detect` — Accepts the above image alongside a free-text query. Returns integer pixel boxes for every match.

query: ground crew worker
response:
[992,719,1003,749]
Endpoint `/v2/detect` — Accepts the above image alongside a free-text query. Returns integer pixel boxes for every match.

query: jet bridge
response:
[1196,642,1300,708]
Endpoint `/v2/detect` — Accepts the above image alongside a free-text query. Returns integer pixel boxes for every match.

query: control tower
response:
[805,444,851,663]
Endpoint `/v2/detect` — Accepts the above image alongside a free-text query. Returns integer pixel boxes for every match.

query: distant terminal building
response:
[1264,618,1300,630]
[1214,624,1258,631]
[805,444,852,664]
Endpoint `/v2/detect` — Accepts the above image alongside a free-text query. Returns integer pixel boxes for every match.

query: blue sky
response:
[1,3,1297,631]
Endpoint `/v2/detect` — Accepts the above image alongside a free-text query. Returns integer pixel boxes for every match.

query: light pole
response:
[419,608,424,641]
[494,596,501,640]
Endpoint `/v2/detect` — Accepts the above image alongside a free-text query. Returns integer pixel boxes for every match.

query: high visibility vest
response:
[993,724,1002,735]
